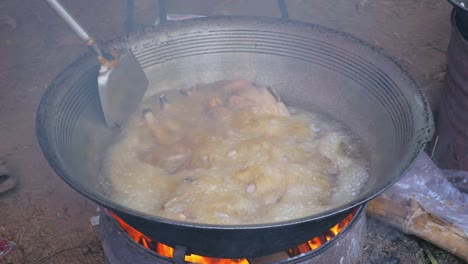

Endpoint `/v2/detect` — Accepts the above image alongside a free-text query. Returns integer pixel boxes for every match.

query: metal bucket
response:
[433,9,468,170]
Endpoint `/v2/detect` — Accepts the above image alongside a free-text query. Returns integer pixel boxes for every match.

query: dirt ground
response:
[0,0,464,263]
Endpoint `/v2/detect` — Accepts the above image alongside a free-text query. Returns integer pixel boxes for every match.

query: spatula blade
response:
[98,50,148,128]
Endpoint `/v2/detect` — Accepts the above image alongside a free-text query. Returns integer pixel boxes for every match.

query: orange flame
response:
[155,242,248,264]
[288,211,355,256]
[108,210,356,263]
[108,211,248,264]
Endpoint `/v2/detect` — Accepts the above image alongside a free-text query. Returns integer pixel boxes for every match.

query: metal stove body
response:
[99,206,367,264]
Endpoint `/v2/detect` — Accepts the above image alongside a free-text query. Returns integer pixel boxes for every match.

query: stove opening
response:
[107,209,357,263]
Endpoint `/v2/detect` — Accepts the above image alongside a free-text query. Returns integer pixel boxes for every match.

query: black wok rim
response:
[448,0,468,12]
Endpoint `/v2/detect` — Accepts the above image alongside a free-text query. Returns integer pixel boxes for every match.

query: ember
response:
[108,210,356,263]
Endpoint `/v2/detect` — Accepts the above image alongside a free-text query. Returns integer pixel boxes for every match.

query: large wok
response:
[36,17,433,258]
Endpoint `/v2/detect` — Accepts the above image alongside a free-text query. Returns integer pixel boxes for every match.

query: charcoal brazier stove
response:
[99,206,366,264]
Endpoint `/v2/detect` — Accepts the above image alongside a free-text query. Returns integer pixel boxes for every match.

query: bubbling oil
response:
[100,80,369,224]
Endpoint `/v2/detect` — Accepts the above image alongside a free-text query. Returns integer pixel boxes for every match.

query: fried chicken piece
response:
[221,79,290,116]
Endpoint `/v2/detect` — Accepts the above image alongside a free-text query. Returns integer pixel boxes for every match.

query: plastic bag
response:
[0,236,15,258]
[388,152,468,234]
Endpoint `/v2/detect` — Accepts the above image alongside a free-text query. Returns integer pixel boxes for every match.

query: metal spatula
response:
[46,0,148,128]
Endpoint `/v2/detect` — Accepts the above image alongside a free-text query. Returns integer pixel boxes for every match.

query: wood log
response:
[367,194,468,262]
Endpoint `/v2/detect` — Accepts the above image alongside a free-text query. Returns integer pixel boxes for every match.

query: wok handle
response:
[46,0,103,57]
